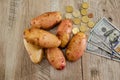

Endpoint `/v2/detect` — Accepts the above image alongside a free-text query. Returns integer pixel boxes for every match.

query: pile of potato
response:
[23,11,87,70]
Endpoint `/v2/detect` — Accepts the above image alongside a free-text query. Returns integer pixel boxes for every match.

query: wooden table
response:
[0,0,120,80]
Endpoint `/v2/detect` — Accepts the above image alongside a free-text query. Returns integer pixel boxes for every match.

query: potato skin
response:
[66,32,87,61]
[46,48,66,70]
[57,19,73,48]
[31,12,62,29]
[24,28,61,48]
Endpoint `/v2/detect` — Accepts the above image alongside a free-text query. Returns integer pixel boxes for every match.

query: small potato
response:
[66,32,87,61]
[23,39,44,64]
[31,12,62,29]
[46,48,66,70]
[24,28,61,48]
[57,19,73,48]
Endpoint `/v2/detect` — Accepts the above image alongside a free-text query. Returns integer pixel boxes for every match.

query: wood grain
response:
[82,0,120,80]
[0,0,120,80]
[0,0,10,80]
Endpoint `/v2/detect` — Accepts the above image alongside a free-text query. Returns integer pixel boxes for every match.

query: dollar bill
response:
[86,42,120,62]
[88,32,112,53]
[91,17,120,57]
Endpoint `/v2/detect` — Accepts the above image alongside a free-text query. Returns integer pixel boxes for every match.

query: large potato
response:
[24,28,61,48]
[46,48,66,70]
[66,32,87,61]
[57,19,73,48]
[23,39,44,64]
[31,12,62,29]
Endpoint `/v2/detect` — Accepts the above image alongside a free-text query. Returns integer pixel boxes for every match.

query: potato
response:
[30,12,62,30]
[57,19,73,48]
[66,32,87,61]
[23,39,44,64]
[24,28,61,48]
[46,48,66,70]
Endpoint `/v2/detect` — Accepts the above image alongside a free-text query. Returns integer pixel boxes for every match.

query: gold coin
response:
[88,21,95,28]
[81,16,89,23]
[65,13,73,19]
[82,2,89,9]
[72,10,80,17]
[73,18,81,25]
[79,25,87,32]
[66,6,73,13]
[72,27,79,34]
[80,9,87,16]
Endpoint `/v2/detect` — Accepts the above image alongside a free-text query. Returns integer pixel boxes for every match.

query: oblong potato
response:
[31,12,62,29]
[23,39,44,64]
[24,28,61,48]
[66,32,87,61]
[57,19,73,48]
[46,48,66,70]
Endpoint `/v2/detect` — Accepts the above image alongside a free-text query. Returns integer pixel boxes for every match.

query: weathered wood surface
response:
[0,0,120,80]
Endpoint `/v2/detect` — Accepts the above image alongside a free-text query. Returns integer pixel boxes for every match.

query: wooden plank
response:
[0,0,10,80]
[49,0,83,80]
[12,0,51,80]
[50,60,83,80]
[82,0,120,80]
[82,54,120,80]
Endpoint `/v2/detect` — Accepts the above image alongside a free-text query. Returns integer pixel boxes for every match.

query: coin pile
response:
[64,2,95,34]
